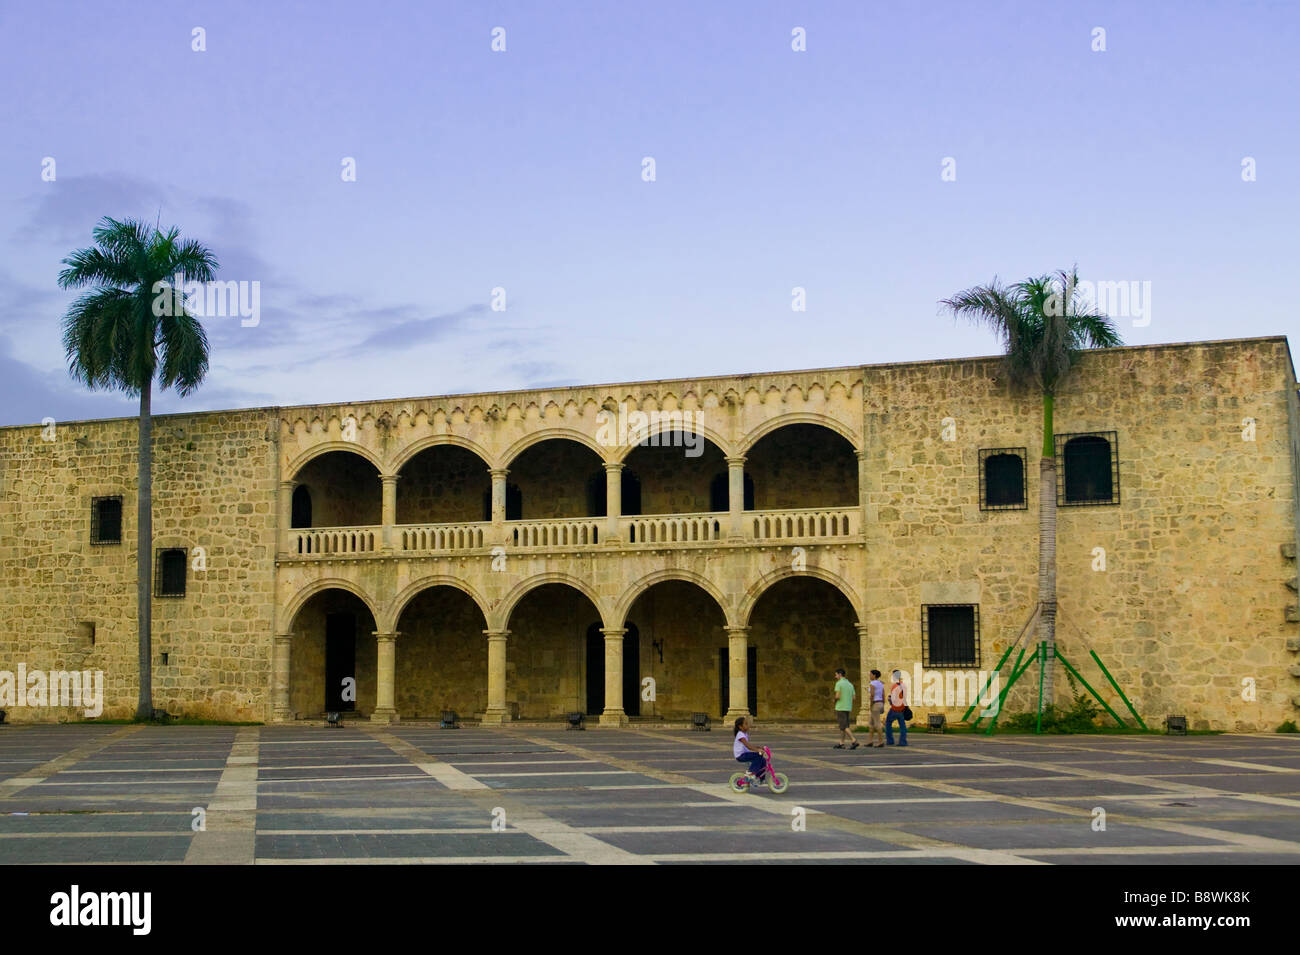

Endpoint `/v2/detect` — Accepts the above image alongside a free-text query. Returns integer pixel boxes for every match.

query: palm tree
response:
[59,217,217,721]
[940,268,1122,702]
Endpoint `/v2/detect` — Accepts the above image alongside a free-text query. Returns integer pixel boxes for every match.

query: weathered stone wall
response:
[0,409,277,722]
[3,339,1295,730]
[747,424,859,510]
[863,339,1299,731]
[392,586,487,718]
[625,441,726,515]
[747,577,860,720]
[395,446,490,525]
[295,451,380,527]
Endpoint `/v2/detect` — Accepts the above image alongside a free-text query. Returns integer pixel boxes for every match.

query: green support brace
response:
[1035,641,1046,734]
[962,640,1017,723]
[1056,650,1126,728]
[983,646,1035,735]
[1090,649,1148,730]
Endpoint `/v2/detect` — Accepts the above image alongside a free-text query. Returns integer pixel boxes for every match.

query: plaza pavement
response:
[0,723,1297,865]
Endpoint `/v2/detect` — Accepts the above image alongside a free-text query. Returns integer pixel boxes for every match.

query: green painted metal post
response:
[963,641,1017,723]
[1035,641,1046,734]
[1090,650,1148,730]
[1057,650,1126,728]
[984,647,1035,735]
[978,644,1029,730]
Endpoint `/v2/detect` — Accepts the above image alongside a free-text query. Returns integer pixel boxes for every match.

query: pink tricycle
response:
[729,745,790,794]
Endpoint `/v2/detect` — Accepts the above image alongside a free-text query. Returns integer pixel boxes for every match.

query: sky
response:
[0,0,1296,425]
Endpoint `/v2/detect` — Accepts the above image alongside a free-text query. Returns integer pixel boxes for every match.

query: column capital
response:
[723,625,750,636]
[372,630,400,642]
[855,621,869,635]
[489,467,510,479]
[279,478,297,489]
[724,455,747,467]
[483,629,510,640]
[274,632,293,644]
[603,461,624,473]
[855,448,867,461]
[380,473,400,485]
[600,627,627,639]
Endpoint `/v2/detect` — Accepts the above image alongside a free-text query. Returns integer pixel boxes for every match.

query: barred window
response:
[922,604,980,668]
[979,449,1026,510]
[91,496,123,545]
[1057,432,1119,505]
[155,548,187,598]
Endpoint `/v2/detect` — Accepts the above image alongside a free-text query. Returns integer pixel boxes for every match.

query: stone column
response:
[855,622,871,726]
[482,629,510,724]
[490,468,509,544]
[600,627,627,726]
[380,474,399,553]
[371,631,399,724]
[272,632,292,722]
[604,462,623,543]
[723,625,750,721]
[726,455,747,540]
[277,480,296,556]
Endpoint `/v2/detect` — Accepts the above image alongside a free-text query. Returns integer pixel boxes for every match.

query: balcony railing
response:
[290,526,379,556]
[510,519,602,548]
[750,507,858,540]
[282,506,860,558]
[622,513,725,544]
[399,523,486,552]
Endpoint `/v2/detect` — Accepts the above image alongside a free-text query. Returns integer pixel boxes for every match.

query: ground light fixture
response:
[928,713,946,733]
[567,712,585,730]
[1165,715,1188,735]
[325,711,341,727]
[692,712,711,731]
[440,710,459,729]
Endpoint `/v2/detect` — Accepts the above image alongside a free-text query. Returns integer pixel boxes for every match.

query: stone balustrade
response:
[283,507,861,558]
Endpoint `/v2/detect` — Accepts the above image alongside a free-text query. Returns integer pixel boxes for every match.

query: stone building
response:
[1,336,1297,731]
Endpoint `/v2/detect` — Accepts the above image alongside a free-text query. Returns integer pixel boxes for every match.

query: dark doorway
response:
[623,624,640,717]
[586,624,604,715]
[586,623,641,717]
[291,485,312,528]
[325,612,356,711]
[718,647,758,717]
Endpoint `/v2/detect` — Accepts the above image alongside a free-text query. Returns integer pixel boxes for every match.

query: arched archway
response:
[395,444,492,524]
[505,438,607,520]
[393,585,489,719]
[745,576,859,719]
[286,586,379,719]
[743,423,858,510]
[290,450,381,527]
[619,579,729,719]
[504,581,607,720]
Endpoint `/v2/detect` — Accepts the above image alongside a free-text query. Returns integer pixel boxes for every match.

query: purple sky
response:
[1,0,1296,424]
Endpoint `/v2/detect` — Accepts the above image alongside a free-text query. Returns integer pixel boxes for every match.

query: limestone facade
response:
[1,336,1297,731]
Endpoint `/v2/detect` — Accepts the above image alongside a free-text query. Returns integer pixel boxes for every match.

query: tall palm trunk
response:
[1037,393,1057,704]
[135,382,153,720]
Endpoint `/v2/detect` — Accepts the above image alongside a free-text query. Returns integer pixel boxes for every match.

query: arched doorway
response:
[393,585,488,720]
[746,576,858,719]
[288,588,378,718]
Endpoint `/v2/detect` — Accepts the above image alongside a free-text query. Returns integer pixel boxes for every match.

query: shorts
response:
[836,710,851,730]
[870,701,884,729]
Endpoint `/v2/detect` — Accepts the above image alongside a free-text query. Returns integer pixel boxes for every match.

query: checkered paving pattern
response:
[1,724,1297,864]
